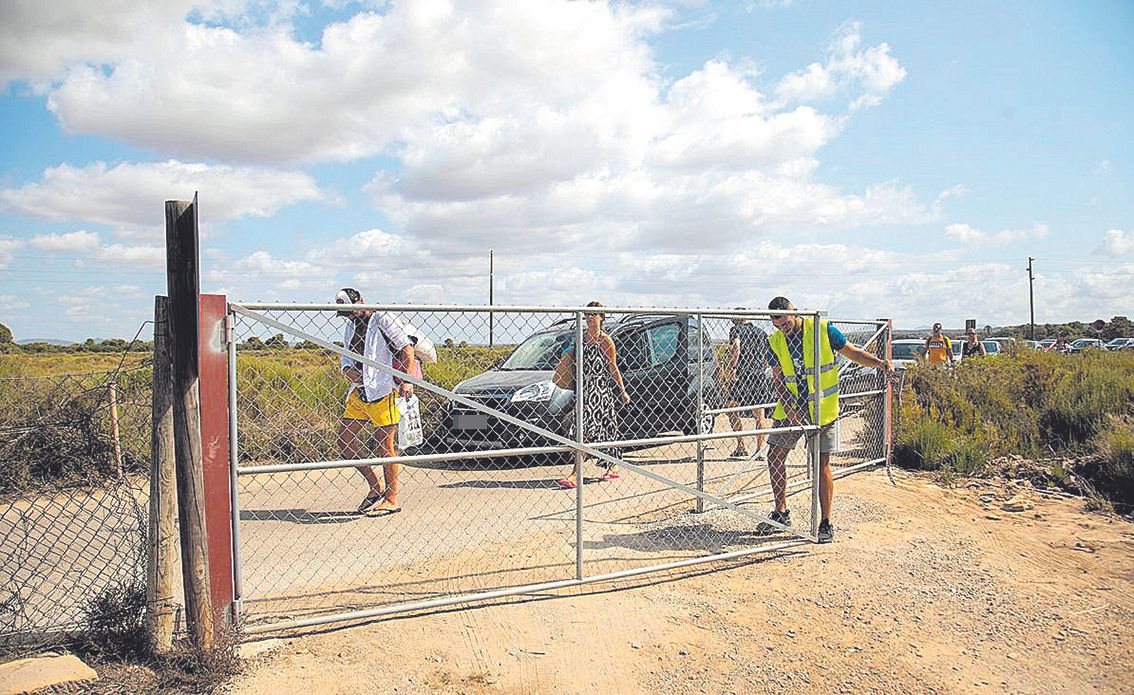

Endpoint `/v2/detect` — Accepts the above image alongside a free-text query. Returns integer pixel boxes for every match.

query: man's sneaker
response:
[756,509,791,535]
[817,519,835,544]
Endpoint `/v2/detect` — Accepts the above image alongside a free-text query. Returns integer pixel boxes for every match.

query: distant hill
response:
[15,338,75,346]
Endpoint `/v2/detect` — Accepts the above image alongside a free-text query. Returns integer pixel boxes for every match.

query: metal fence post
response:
[574,310,585,581]
[226,309,244,619]
[695,313,705,514]
[884,319,893,466]
[811,311,823,539]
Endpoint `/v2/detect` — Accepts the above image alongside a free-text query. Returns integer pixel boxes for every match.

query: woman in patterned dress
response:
[555,301,631,489]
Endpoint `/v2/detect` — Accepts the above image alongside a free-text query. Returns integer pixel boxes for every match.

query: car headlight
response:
[512,382,555,403]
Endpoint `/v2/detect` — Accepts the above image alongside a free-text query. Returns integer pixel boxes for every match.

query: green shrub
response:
[894,349,1134,500]
[1088,416,1134,505]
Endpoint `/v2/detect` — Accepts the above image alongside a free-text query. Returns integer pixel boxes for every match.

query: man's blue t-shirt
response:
[767,322,847,405]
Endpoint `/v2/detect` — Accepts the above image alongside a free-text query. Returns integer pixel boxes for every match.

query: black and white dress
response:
[576,338,619,467]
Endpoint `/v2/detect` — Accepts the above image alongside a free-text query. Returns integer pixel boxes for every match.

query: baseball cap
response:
[335,287,362,316]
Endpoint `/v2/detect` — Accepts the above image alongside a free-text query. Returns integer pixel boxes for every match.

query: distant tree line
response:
[895,316,1132,341]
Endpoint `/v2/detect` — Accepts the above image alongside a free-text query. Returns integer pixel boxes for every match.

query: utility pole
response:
[488,249,494,348]
[1027,256,1035,340]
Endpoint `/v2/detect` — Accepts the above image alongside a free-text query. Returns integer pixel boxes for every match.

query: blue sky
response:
[1,0,1131,341]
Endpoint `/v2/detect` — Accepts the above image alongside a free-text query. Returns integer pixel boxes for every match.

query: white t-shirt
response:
[341,312,411,401]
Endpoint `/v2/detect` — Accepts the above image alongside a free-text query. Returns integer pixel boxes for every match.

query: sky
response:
[0,0,1132,342]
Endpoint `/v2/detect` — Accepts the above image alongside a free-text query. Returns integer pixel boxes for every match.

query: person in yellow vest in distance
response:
[764,297,894,543]
[924,323,954,366]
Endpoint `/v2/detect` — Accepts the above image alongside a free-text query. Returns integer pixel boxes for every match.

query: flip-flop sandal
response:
[554,478,577,489]
[600,472,620,481]
[372,499,401,514]
[357,491,384,513]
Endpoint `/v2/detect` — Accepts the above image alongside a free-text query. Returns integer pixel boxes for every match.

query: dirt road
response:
[228,469,1134,694]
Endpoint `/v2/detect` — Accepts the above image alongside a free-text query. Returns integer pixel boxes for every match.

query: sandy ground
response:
[227,469,1134,694]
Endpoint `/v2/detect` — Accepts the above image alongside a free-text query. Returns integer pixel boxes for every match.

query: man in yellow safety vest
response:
[764,297,893,543]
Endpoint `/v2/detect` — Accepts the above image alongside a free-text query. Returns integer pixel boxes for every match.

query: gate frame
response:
[225,302,891,634]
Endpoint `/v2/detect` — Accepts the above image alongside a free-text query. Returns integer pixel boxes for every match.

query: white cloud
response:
[1095,229,1134,256]
[946,222,1048,247]
[991,222,1048,245]
[8,4,929,258]
[0,1,192,83]
[0,237,24,268]
[0,160,327,237]
[945,222,985,243]
[22,229,163,268]
[775,21,906,110]
[39,2,669,165]
[28,230,101,253]
[62,285,151,324]
[0,294,32,312]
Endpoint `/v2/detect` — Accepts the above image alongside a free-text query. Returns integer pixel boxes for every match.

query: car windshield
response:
[982,341,1000,354]
[1106,339,1126,347]
[499,331,571,370]
[1070,339,1093,348]
[892,343,923,360]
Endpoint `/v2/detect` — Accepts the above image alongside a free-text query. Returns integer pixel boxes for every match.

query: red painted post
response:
[199,293,234,630]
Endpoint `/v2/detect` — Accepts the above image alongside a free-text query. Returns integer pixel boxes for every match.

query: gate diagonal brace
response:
[230,305,805,538]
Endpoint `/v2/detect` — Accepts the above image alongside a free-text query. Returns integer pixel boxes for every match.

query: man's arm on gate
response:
[838,343,893,374]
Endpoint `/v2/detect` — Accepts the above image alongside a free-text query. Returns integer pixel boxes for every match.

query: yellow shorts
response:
[342,389,400,427]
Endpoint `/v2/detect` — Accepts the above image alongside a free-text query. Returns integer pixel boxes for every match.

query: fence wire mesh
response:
[231,305,890,632]
[0,360,154,650]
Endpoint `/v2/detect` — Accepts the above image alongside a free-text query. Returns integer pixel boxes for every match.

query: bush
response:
[894,349,1134,501]
[1086,416,1134,505]
[77,582,243,692]
[81,582,149,662]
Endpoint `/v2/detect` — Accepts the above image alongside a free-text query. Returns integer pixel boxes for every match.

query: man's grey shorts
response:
[767,419,840,453]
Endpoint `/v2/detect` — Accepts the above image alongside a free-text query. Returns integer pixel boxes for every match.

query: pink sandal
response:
[600,472,620,481]
[555,478,577,489]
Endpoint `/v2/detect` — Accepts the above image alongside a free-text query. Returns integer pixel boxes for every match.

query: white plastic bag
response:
[396,395,424,449]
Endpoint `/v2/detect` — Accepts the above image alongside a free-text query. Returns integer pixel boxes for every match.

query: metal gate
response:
[224,303,891,634]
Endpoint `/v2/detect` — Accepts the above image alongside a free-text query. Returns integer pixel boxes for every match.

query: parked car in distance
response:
[1104,337,1134,351]
[892,339,926,370]
[981,339,1002,356]
[436,313,722,452]
[1068,338,1105,354]
[1039,339,1057,351]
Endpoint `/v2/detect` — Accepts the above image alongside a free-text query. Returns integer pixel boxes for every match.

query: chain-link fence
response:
[229,304,890,634]
[0,360,155,650]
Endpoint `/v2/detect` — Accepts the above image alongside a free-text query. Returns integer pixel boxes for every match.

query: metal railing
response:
[227,303,890,633]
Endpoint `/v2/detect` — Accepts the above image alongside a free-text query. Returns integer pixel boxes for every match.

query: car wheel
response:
[683,408,715,436]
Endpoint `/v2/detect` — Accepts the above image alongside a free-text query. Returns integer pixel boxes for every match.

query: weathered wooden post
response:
[108,382,123,478]
[146,295,178,652]
[165,195,214,650]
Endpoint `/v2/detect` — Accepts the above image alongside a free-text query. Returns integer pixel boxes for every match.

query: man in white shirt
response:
[336,288,415,514]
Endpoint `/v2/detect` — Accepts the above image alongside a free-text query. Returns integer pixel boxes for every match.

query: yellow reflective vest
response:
[768,318,840,426]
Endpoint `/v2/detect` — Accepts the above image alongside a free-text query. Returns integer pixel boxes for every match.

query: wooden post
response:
[146,296,178,653]
[166,196,214,650]
[108,382,123,478]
